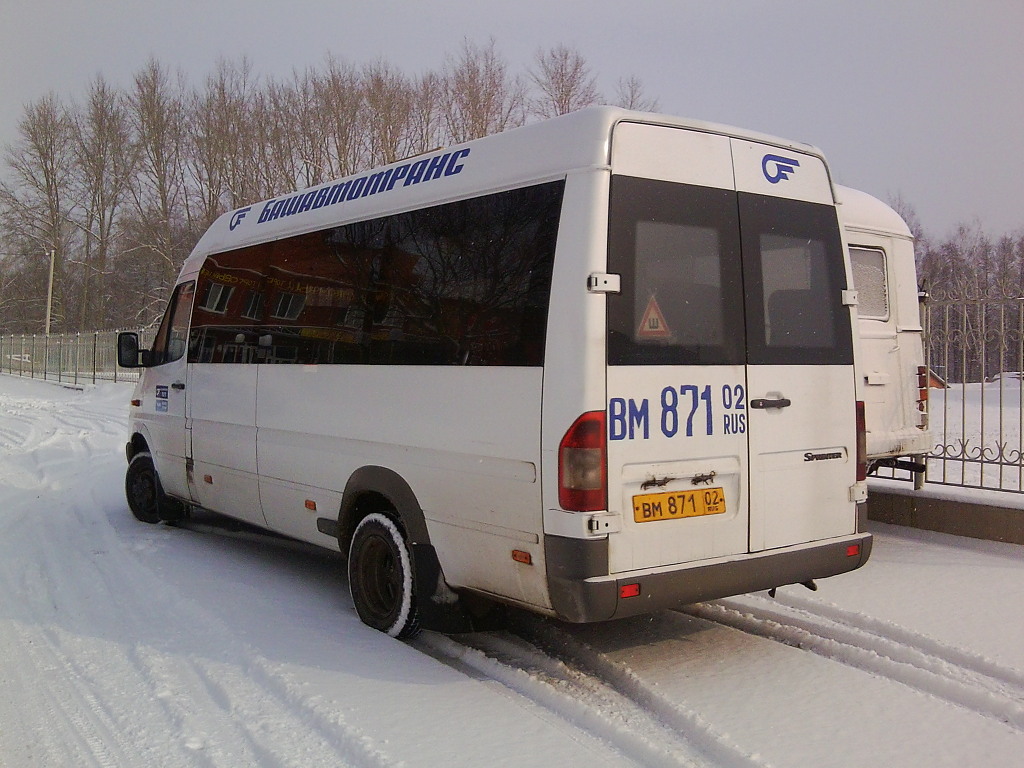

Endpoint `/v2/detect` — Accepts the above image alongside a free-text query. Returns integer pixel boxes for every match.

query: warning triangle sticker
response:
[638,295,672,338]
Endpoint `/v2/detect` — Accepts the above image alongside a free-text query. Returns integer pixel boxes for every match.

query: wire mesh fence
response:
[0,331,153,386]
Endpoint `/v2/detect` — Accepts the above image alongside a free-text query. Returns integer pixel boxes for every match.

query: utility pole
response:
[44,249,55,336]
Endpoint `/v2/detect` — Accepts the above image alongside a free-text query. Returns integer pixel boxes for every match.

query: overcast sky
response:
[1,0,1021,238]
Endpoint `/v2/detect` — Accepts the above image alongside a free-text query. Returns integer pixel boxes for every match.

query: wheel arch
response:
[126,432,150,462]
[336,465,431,556]
[334,465,473,633]
[125,422,155,464]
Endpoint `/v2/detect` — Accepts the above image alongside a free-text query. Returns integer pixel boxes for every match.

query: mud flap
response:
[411,542,475,633]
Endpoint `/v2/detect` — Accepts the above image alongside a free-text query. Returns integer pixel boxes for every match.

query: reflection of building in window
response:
[305,285,351,307]
[194,334,217,363]
[187,180,563,366]
[221,344,258,363]
[241,290,264,320]
[380,304,402,329]
[272,292,306,320]
[265,344,299,364]
[200,283,233,313]
[342,306,365,329]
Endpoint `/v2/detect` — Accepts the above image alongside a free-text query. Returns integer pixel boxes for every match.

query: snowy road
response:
[1,374,1022,767]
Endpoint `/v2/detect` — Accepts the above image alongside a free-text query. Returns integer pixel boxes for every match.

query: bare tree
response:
[528,45,601,118]
[187,57,260,228]
[441,38,526,143]
[0,253,18,321]
[0,93,76,331]
[0,44,668,331]
[362,60,415,167]
[256,72,316,194]
[614,75,660,112]
[69,75,136,328]
[123,58,192,324]
[315,56,364,178]
[408,71,445,156]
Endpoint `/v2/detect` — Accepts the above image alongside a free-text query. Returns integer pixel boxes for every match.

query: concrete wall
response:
[868,484,1024,545]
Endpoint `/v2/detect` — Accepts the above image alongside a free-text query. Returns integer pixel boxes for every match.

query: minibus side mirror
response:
[117,331,151,368]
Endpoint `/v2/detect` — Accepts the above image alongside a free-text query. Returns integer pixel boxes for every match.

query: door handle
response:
[171,381,186,391]
[750,397,791,409]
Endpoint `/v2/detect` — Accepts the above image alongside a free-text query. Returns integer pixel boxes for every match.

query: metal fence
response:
[0,331,151,385]
[924,294,1024,493]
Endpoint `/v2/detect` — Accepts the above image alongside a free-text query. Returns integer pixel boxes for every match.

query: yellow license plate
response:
[633,487,726,523]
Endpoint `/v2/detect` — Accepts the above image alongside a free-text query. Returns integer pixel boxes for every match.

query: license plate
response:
[632,487,726,523]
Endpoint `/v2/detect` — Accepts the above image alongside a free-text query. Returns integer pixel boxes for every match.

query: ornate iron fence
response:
[925,288,1024,492]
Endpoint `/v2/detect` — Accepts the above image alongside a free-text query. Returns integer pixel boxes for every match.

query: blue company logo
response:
[229,206,252,231]
[762,154,801,184]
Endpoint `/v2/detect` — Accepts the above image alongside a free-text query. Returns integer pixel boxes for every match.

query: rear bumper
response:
[546,533,872,623]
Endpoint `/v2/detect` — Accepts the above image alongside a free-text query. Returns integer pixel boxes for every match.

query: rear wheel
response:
[348,512,420,639]
[125,451,185,524]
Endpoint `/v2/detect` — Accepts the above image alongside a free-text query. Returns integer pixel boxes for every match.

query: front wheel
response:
[125,451,185,524]
[348,512,421,639]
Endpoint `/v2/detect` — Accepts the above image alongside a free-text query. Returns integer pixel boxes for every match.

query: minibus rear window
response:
[607,176,745,366]
[608,177,852,367]
[739,193,853,366]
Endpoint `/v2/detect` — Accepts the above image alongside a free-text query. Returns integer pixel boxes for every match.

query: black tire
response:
[125,451,185,524]
[348,512,421,639]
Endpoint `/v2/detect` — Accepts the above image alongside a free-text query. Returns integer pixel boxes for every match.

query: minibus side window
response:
[188,256,266,364]
[149,282,195,365]
[187,180,563,367]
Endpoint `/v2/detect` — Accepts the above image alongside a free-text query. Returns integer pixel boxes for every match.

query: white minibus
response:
[840,186,931,487]
[119,107,872,638]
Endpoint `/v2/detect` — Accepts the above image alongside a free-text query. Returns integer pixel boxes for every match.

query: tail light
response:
[559,411,607,511]
[916,366,929,429]
[855,400,867,482]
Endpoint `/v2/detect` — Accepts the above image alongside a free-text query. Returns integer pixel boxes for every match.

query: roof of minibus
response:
[837,184,913,239]
[180,105,829,278]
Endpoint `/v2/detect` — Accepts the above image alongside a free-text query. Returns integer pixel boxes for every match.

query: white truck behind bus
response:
[118,107,872,638]
[840,186,931,486]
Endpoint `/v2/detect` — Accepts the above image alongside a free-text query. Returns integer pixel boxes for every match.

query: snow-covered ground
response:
[1,373,1023,767]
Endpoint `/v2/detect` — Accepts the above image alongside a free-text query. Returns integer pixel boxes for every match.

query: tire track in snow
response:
[8,619,156,768]
[765,591,1024,691]
[189,652,398,768]
[32,531,395,767]
[1,413,391,766]
[5,519,219,766]
[0,398,45,454]
[122,646,395,768]
[0,387,126,504]
[683,595,1024,732]
[65,518,397,767]
[416,620,776,768]
[415,631,693,767]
